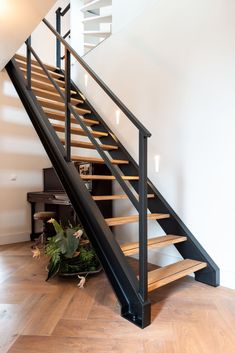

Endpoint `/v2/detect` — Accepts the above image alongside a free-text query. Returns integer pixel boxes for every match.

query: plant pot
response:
[58,254,102,277]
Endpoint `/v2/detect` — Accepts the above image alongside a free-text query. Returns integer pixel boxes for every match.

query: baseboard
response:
[0,232,30,245]
[220,269,235,290]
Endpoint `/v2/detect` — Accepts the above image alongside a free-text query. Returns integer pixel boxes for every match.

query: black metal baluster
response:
[56,7,62,68]
[139,131,148,301]
[26,36,31,90]
[65,49,71,162]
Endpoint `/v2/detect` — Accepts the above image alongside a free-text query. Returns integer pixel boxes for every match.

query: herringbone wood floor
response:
[0,242,235,353]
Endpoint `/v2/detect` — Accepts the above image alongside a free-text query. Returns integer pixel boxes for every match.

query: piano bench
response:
[33,211,56,221]
[33,211,56,240]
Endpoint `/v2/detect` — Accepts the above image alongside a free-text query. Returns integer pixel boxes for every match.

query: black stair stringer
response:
[70,81,220,288]
[6,59,151,329]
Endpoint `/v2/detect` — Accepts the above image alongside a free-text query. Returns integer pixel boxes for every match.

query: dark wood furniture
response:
[27,163,112,240]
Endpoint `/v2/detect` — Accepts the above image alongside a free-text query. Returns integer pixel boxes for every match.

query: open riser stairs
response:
[81,0,112,54]
[6,22,219,328]
[56,0,112,65]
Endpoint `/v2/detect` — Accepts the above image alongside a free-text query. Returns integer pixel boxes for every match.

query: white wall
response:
[112,0,152,33]
[0,0,57,70]
[0,71,51,244]
[71,0,235,289]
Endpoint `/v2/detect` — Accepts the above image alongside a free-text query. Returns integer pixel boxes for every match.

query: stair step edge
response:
[148,259,207,292]
[92,193,155,201]
[71,156,129,165]
[44,110,99,125]
[105,213,170,226]
[81,175,139,181]
[121,235,187,255]
[15,54,61,72]
[52,123,108,137]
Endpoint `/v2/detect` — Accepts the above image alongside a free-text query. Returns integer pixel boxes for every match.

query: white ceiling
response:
[0,0,57,70]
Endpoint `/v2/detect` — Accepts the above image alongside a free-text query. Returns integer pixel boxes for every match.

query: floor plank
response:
[1,242,235,353]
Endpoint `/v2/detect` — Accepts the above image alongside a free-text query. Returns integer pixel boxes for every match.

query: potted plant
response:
[31,218,101,285]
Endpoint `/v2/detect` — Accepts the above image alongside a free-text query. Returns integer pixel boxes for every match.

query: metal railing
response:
[56,4,70,68]
[25,17,151,303]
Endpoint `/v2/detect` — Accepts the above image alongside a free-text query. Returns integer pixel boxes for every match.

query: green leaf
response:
[51,219,63,234]
[45,237,60,264]
[79,247,95,262]
[46,258,60,281]
[64,229,79,258]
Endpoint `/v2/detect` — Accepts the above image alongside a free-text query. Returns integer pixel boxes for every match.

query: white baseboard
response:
[0,232,30,245]
[220,269,235,290]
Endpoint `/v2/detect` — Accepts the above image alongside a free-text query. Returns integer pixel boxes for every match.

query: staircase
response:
[6,18,219,328]
[81,0,112,55]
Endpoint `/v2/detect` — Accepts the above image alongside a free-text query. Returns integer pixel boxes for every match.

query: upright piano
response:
[27,163,112,240]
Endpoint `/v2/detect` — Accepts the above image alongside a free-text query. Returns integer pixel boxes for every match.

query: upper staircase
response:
[6,17,219,328]
[81,0,112,54]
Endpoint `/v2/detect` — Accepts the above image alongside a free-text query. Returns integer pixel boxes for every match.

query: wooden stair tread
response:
[44,109,99,126]
[17,59,64,79]
[15,53,60,72]
[52,123,107,137]
[21,68,65,86]
[61,138,118,150]
[105,213,170,226]
[71,156,129,165]
[81,175,139,181]
[32,87,82,105]
[147,259,207,292]
[37,97,91,115]
[29,78,77,94]
[121,235,187,256]
[92,193,155,201]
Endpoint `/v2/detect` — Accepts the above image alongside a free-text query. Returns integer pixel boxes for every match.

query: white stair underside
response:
[84,43,96,48]
[82,14,112,24]
[81,0,112,12]
[83,30,111,37]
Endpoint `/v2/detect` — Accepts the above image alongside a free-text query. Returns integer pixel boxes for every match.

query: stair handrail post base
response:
[121,298,151,329]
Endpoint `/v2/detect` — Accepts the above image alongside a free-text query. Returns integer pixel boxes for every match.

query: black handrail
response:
[63,29,71,39]
[60,3,70,16]
[43,18,151,137]
[26,17,151,309]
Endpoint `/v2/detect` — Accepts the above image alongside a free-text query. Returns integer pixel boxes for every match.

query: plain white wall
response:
[0,71,51,244]
[71,0,235,289]
[112,0,153,33]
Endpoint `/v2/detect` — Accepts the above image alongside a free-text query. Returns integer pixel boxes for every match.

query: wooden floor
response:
[0,242,235,353]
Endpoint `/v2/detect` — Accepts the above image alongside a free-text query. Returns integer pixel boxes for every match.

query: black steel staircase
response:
[6,14,219,328]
